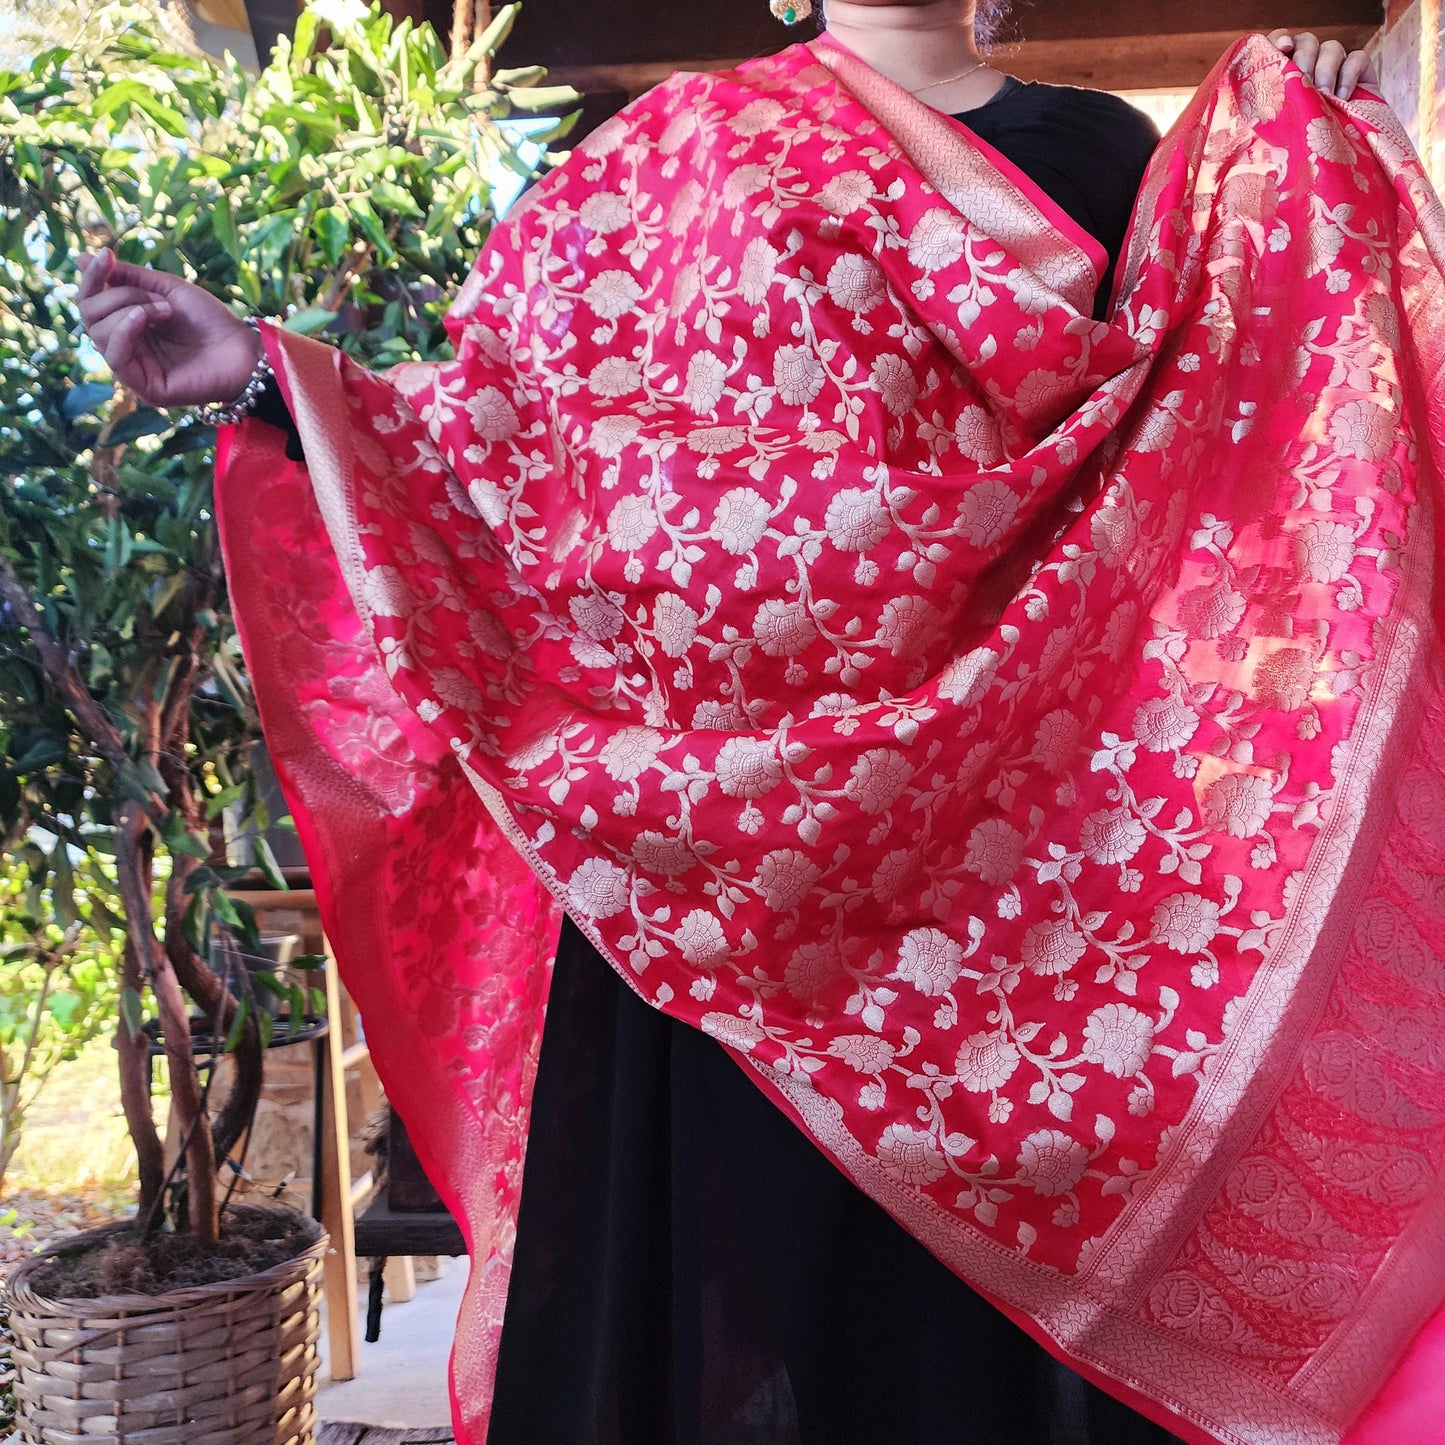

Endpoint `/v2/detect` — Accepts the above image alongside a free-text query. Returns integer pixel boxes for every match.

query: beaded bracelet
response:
[186,317,274,427]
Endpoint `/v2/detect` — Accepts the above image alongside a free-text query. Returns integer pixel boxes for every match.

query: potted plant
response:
[0,1,572,1437]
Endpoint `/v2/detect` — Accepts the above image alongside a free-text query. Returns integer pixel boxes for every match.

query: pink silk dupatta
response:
[216,34,1445,1445]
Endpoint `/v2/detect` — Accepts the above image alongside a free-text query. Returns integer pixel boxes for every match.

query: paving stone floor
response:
[317,1254,468,1431]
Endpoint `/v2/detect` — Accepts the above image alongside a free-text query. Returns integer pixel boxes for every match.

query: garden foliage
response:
[0,0,570,1235]
[0,849,120,1190]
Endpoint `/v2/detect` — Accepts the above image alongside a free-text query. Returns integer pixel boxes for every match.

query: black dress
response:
[486,81,1174,1445]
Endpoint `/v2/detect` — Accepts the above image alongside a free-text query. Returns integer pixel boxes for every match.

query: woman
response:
[77,6,1445,1445]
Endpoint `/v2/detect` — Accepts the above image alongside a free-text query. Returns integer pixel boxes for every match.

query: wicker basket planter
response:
[3,1208,326,1445]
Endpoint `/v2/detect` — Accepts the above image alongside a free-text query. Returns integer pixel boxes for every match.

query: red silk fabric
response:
[217,35,1445,1445]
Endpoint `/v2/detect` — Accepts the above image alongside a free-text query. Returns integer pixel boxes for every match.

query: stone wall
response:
[200,1051,374,1210]
[246,1054,375,1198]
[1372,0,1441,175]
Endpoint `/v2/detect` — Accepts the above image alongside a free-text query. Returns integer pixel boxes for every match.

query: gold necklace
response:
[909,59,987,95]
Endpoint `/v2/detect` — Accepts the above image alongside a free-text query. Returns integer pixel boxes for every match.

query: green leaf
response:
[291,10,320,65]
[117,761,159,805]
[210,889,243,933]
[213,893,261,952]
[204,784,245,821]
[281,307,337,336]
[102,407,172,445]
[51,843,76,928]
[182,888,208,955]
[184,864,223,894]
[347,197,391,259]
[121,985,145,1039]
[223,996,251,1053]
[170,829,211,860]
[252,833,287,892]
[231,897,261,951]
[47,991,82,1028]
[314,205,349,268]
[84,893,127,938]
[492,66,546,88]
[89,77,188,135]
[62,381,115,421]
[212,195,239,261]
[156,804,206,856]
[504,86,581,113]
[369,181,421,218]
[12,738,66,772]
[475,3,519,59]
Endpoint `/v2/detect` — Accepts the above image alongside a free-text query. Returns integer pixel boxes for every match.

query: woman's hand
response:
[75,248,263,409]
[1267,30,1378,100]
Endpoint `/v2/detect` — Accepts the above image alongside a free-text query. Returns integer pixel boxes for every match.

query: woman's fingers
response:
[1337,49,1377,100]
[1313,39,1349,96]
[75,248,185,302]
[78,285,172,330]
[103,257,186,296]
[106,307,164,398]
[75,247,115,302]
[1290,32,1322,84]
[1268,29,1377,98]
[105,308,146,371]
[85,310,134,362]
[90,304,160,378]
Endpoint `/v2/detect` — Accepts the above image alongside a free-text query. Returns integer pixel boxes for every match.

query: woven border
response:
[3,1205,326,1445]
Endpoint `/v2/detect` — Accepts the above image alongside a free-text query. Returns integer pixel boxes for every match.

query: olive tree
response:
[0,0,571,1239]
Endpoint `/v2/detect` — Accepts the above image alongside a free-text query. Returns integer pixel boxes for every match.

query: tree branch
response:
[114,814,165,1225]
[118,800,217,1242]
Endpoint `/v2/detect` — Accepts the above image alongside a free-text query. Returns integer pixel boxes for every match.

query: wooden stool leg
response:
[383,1254,416,1304]
[341,989,384,1125]
[318,960,360,1381]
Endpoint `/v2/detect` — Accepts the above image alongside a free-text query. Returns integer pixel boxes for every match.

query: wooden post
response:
[449,0,493,84]
[450,0,472,58]
[474,1,494,85]
[384,1255,418,1304]
[317,940,361,1380]
[227,887,364,1381]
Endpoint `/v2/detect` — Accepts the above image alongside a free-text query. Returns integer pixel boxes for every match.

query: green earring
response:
[770,0,813,24]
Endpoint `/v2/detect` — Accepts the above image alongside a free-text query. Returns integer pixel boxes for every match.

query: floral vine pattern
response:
[224,35,1445,1445]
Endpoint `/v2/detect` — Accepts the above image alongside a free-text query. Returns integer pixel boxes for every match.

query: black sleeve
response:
[967,86,1161,316]
[249,375,306,462]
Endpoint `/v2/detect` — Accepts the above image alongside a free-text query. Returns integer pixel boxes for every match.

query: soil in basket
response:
[26,1205,313,1299]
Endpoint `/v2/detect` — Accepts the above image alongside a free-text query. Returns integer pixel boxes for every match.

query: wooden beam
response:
[993,0,1381,42]
[498,0,1382,71]
[995,25,1381,90]
[548,25,1382,104]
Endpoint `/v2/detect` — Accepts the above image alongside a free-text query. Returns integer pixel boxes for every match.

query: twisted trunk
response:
[165,854,263,1166]
[156,601,264,1168]
[117,940,166,1225]
[0,553,225,1240]
[117,800,218,1241]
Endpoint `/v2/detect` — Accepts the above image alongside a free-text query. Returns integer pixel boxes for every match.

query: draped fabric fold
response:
[216,34,1445,1445]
